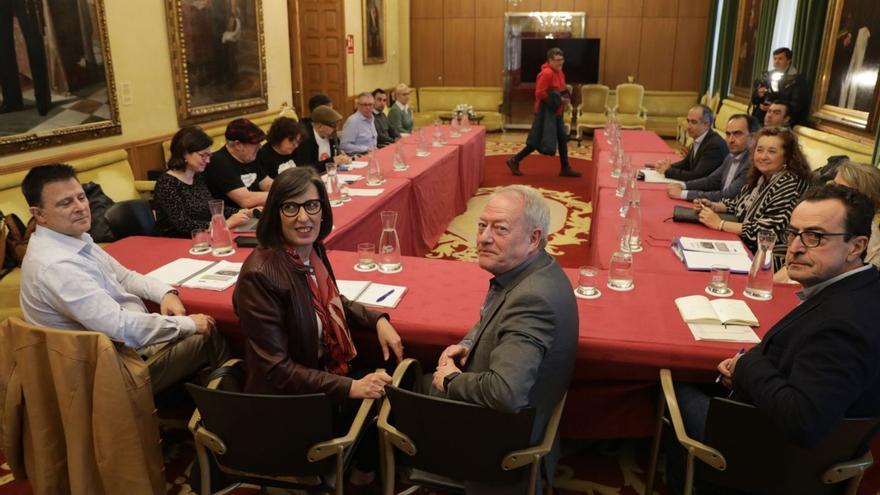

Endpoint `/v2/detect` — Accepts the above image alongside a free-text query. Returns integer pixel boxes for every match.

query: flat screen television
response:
[520,38,600,84]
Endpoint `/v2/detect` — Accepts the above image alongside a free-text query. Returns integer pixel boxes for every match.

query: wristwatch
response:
[443,371,461,392]
[165,289,180,297]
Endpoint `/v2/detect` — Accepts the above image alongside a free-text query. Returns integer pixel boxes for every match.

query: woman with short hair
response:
[388,83,414,134]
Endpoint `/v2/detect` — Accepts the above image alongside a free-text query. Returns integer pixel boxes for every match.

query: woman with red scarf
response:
[234,167,402,399]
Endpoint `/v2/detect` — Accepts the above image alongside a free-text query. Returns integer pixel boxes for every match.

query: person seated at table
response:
[204,118,273,209]
[372,87,399,148]
[232,167,404,487]
[256,116,305,179]
[655,105,728,182]
[776,160,880,283]
[292,105,350,174]
[388,83,414,135]
[308,92,333,111]
[19,164,229,395]
[667,184,880,493]
[430,185,578,494]
[693,126,812,270]
[155,126,255,238]
[763,100,792,129]
[667,114,759,202]
[340,92,378,156]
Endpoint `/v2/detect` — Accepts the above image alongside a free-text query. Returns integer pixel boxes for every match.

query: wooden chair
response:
[186,359,378,495]
[378,358,566,495]
[646,369,878,495]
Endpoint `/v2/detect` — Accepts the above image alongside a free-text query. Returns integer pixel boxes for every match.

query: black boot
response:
[506,157,523,176]
[559,166,582,178]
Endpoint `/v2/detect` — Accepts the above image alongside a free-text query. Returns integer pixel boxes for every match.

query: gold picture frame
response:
[165,0,268,126]
[729,0,763,100]
[0,0,121,156]
[811,0,880,134]
[362,0,385,65]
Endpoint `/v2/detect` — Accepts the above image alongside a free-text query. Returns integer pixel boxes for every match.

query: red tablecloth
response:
[591,150,681,204]
[592,129,672,159]
[589,188,740,271]
[324,177,415,254]
[103,237,798,437]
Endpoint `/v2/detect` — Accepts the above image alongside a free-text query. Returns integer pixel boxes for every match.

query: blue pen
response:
[715,347,746,384]
[375,288,395,302]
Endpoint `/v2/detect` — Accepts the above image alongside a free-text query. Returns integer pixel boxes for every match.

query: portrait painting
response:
[814,0,880,132]
[730,0,762,98]
[362,0,385,65]
[0,0,120,156]
[166,0,268,125]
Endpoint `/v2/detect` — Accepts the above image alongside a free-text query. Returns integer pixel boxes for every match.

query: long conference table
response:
[106,129,801,438]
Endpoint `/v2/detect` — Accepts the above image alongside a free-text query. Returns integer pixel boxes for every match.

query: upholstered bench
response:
[794,125,873,170]
[643,90,700,138]
[0,149,153,319]
[414,87,504,131]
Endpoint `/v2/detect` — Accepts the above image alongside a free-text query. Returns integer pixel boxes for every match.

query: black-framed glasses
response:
[785,228,852,248]
[280,199,322,217]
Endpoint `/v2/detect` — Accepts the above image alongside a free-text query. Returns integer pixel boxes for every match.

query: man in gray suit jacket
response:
[667,114,759,202]
[431,185,578,494]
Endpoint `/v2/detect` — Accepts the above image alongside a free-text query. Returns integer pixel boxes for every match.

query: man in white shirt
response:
[19,164,228,394]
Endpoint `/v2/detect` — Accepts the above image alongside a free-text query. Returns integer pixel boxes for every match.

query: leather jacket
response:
[233,244,384,400]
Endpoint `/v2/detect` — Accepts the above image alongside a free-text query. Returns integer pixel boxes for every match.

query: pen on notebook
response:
[375,289,395,303]
[715,348,746,384]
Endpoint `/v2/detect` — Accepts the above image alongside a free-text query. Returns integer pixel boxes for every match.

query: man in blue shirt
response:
[340,92,378,155]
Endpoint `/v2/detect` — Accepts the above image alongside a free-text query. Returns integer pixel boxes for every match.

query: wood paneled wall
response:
[410,0,710,91]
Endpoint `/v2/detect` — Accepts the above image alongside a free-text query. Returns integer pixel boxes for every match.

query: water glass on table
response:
[607,251,634,291]
[706,264,732,297]
[190,228,211,255]
[356,242,377,272]
[575,265,601,299]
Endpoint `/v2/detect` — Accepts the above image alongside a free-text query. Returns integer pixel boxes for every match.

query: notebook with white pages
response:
[675,295,761,343]
[336,280,407,308]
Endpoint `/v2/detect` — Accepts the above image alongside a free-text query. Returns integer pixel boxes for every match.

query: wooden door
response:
[289,0,347,116]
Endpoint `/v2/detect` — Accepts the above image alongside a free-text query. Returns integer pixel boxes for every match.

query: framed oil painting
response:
[0,0,121,156]
[813,0,880,133]
[166,0,268,126]
[362,0,385,65]
[729,0,762,99]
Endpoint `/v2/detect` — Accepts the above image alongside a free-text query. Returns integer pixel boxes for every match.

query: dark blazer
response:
[732,267,880,448]
[665,129,728,182]
[290,118,341,174]
[446,251,578,492]
[525,90,563,156]
[233,244,384,401]
[683,151,750,202]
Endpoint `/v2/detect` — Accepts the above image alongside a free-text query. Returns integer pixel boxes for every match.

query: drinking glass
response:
[209,199,234,256]
[356,242,377,271]
[607,251,634,291]
[190,228,211,254]
[576,266,601,299]
[707,264,732,296]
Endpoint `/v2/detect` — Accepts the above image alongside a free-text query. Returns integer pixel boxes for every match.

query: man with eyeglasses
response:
[666,184,880,492]
[205,118,273,208]
[339,92,378,156]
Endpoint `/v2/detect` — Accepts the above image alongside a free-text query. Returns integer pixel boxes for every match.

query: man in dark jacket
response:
[290,105,350,174]
[751,47,809,125]
[506,48,580,178]
[656,105,728,182]
[372,88,399,148]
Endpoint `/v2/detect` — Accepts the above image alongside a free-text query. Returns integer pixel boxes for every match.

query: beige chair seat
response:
[576,84,610,140]
[614,83,647,130]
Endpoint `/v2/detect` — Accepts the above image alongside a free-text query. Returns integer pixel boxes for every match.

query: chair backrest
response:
[580,84,609,114]
[185,384,337,478]
[104,199,157,239]
[384,385,535,484]
[615,83,645,114]
[708,92,722,114]
[700,397,880,495]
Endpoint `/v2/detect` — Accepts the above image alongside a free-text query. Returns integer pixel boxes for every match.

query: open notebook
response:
[675,295,761,343]
[336,280,407,308]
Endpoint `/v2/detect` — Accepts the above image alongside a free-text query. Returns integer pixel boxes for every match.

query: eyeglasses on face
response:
[784,228,852,248]
[280,199,322,217]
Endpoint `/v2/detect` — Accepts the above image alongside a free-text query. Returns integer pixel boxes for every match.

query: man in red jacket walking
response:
[507,48,581,178]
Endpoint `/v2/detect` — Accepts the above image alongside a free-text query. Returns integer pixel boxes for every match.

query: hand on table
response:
[655,159,672,174]
[349,370,392,399]
[666,183,683,199]
[334,152,352,165]
[376,317,404,362]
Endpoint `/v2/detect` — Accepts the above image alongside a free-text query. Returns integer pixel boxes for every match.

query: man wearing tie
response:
[431,185,578,494]
[656,105,728,182]
[667,114,759,202]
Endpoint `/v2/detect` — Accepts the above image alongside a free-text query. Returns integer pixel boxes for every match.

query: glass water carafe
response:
[378,210,402,273]
[325,162,344,206]
[744,229,776,301]
[416,129,430,157]
[392,142,408,171]
[208,199,233,256]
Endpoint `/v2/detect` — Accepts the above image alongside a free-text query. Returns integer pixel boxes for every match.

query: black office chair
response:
[185,359,377,495]
[646,369,879,495]
[104,199,157,239]
[378,358,566,495]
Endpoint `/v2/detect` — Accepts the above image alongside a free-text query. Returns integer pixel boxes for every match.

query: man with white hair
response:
[431,185,578,494]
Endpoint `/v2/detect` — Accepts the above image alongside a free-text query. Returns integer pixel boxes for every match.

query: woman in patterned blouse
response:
[694,127,813,270]
[154,126,254,238]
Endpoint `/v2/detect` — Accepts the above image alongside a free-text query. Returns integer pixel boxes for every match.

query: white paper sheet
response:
[180,261,243,291]
[146,258,216,286]
[346,188,384,197]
